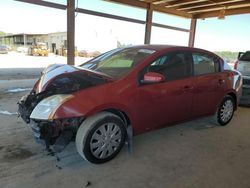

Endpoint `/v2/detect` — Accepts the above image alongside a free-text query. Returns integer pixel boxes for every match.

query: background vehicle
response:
[16,46,28,53]
[28,42,49,56]
[18,45,242,164]
[234,51,250,105]
[0,44,8,54]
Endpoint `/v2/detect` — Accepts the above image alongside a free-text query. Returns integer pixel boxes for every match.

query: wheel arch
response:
[104,108,131,127]
[101,108,133,152]
[226,92,237,110]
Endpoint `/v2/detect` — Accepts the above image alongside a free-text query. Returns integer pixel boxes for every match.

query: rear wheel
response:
[75,112,126,164]
[213,95,235,126]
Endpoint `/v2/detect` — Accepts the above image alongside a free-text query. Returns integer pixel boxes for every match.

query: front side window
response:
[192,53,219,75]
[144,52,192,81]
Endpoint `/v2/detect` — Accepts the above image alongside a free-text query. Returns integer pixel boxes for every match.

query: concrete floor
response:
[1,70,250,188]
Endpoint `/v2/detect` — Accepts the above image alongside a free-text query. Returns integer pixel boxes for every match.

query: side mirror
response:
[141,72,165,84]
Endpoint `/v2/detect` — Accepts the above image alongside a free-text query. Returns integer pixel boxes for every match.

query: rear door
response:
[191,52,225,117]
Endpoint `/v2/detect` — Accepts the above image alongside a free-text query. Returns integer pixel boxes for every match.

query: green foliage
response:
[214,51,238,60]
[0,31,6,36]
[0,31,12,36]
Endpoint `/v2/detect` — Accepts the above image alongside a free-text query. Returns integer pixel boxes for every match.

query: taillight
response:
[234,60,238,69]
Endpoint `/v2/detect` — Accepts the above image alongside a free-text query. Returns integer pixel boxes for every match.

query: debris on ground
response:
[85,181,91,187]
[5,88,32,93]
[55,165,62,170]
[0,110,18,116]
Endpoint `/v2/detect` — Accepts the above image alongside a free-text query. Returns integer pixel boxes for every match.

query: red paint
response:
[50,46,240,135]
[143,72,165,82]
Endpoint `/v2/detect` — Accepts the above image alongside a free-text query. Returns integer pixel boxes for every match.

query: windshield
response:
[239,51,250,62]
[80,47,155,79]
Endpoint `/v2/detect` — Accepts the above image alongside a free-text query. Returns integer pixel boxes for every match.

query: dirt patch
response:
[1,145,34,162]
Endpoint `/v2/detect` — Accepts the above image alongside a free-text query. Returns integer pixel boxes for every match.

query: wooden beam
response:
[165,0,207,7]
[152,4,192,18]
[105,0,192,18]
[67,0,75,65]
[177,0,244,10]
[104,0,148,9]
[188,2,250,13]
[194,6,250,18]
[144,3,153,44]
[188,19,197,47]
[153,0,170,5]
[15,0,66,10]
[177,1,216,10]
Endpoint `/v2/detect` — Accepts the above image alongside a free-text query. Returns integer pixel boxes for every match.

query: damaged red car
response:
[18,45,242,164]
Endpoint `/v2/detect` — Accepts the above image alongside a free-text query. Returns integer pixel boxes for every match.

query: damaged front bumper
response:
[18,93,83,152]
[27,118,82,152]
[18,94,35,123]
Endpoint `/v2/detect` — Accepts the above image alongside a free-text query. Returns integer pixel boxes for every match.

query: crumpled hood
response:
[35,64,112,93]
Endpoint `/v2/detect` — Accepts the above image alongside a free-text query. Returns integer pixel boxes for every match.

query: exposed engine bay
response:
[18,64,111,152]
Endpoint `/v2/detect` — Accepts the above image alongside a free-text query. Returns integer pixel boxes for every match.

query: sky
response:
[0,0,250,52]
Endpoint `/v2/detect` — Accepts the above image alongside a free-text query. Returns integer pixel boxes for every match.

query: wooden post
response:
[144,3,153,44]
[67,0,75,65]
[188,19,197,47]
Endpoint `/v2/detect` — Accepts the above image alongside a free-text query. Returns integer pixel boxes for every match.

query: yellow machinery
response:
[28,42,49,56]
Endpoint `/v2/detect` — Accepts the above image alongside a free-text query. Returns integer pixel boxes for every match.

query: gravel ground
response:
[0,54,250,188]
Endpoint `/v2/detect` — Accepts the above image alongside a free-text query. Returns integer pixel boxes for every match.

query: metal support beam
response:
[67,0,75,65]
[15,0,66,10]
[188,18,197,47]
[23,34,27,47]
[144,3,153,44]
[76,8,145,24]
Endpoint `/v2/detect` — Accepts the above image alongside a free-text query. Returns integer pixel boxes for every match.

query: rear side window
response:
[239,51,250,61]
[146,52,192,81]
[192,53,219,75]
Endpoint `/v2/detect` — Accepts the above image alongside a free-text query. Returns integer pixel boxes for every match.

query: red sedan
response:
[18,45,242,163]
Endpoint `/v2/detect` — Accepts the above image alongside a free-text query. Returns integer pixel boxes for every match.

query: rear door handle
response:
[181,85,194,92]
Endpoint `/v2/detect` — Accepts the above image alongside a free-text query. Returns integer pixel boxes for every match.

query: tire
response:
[213,95,235,126]
[75,112,126,164]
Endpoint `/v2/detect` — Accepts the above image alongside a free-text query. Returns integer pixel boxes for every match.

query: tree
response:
[0,31,6,36]
[214,51,238,60]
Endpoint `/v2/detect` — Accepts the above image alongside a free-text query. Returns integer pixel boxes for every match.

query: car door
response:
[135,51,195,132]
[191,52,225,117]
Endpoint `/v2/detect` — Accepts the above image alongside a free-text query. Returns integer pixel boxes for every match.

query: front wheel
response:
[75,112,126,164]
[214,95,235,126]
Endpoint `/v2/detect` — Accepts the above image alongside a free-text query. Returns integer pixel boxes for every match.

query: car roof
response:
[124,44,210,53]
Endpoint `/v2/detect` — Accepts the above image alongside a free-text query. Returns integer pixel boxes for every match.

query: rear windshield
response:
[239,51,250,61]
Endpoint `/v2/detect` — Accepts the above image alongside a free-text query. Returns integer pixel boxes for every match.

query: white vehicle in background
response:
[16,46,28,53]
[235,51,250,105]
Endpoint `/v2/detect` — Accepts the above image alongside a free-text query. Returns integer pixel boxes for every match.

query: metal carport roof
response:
[15,0,250,65]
